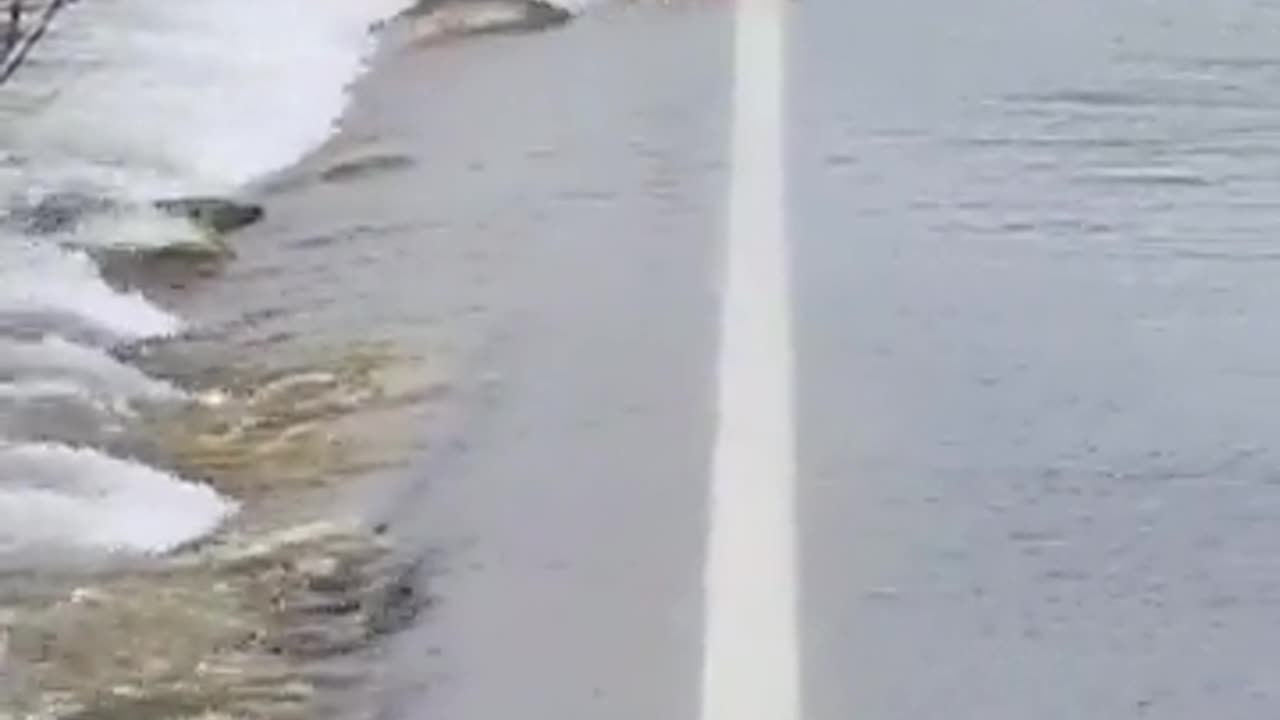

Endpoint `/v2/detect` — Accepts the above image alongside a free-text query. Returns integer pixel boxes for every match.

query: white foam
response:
[0,240,180,341]
[67,207,209,252]
[0,443,235,554]
[0,378,89,403]
[545,0,596,12]
[0,378,119,419]
[0,335,183,402]
[0,378,128,444]
[18,0,412,190]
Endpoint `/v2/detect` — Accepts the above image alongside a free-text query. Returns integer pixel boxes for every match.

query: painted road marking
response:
[700,1,798,720]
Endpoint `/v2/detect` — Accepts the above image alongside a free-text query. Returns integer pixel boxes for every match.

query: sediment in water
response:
[1,0,583,716]
[1,521,428,720]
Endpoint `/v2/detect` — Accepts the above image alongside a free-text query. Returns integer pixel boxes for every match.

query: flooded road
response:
[5,0,1280,717]
[361,1,1280,718]
[794,1,1280,718]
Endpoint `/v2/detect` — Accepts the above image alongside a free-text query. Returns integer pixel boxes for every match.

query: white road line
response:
[700,1,798,720]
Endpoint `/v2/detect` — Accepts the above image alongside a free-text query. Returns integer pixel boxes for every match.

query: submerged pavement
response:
[325,1,1280,717]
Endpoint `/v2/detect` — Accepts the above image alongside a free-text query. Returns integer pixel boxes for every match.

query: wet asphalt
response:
[331,1,1280,717]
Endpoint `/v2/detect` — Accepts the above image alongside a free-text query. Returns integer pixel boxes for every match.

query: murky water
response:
[0,0,409,557]
[2,521,425,720]
[0,0,585,716]
[17,0,1280,716]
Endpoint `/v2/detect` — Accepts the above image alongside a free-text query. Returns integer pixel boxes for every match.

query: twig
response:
[0,0,73,87]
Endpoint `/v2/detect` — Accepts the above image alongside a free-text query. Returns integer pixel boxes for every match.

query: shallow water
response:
[0,0,425,562]
[0,0,587,715]
[14,0,1280,717]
